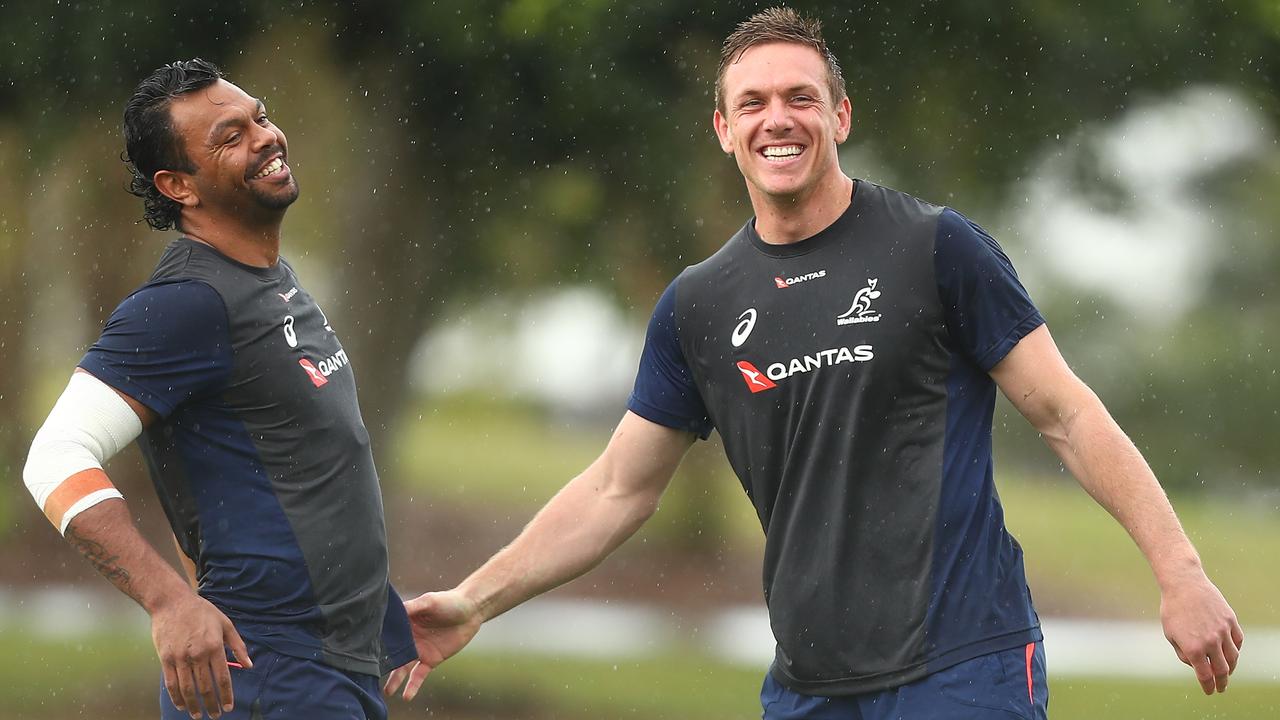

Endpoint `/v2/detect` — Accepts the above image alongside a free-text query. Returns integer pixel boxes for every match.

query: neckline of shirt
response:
[744,179,866,259]
[178,237,288,281]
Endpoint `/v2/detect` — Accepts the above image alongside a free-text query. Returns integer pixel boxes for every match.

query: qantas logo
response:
[278,287,299,302]
[298,349,350,388]
[774,269,826,289]
[299,359,328,387]
[735,345,875,393]
[736,361,777,393]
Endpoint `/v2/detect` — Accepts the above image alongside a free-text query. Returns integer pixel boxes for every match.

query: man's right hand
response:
[151,591,251,719]
[383,590,483,701]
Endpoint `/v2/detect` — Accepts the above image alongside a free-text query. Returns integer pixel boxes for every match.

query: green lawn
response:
[1049,677,1280,720]
[394,396,611,509]
[6,398,1274,719]
[0,628,156,718]
[1001,475,1280,625]
[5,633,1277,720]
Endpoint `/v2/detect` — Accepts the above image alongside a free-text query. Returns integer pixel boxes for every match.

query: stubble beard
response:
[251,175,300,211]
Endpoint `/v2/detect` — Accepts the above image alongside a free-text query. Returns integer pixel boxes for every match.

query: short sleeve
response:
[379,584,419,673]
[78,280,234,417]
[935,209,1045,371]
[626,278,713,438]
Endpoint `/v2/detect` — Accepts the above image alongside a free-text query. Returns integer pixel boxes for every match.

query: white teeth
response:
[762,146,803,158]
[253,157,284,179]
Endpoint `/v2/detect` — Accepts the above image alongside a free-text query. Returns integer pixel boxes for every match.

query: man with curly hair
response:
[23,59,417,719]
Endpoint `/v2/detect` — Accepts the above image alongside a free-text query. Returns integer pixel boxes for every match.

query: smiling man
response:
[387,8,1243,719]
[22,59,417,719]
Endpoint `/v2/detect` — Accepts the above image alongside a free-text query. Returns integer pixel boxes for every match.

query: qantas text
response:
[765,344,874,381]
[774,269,826,288]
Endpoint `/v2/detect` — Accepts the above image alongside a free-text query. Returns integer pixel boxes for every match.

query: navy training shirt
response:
[628,181,1045,695]
[80,238,416,677]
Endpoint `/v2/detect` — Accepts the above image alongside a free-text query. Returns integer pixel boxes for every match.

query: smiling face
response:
[161,79,299,227]
[713,42,851,207]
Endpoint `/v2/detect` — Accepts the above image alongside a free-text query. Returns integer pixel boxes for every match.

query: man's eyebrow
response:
[732,83,821,103]
[205,101,265,144]
[776,83,823,96]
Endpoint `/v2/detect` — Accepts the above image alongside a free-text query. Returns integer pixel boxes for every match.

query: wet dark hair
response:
[716,7,846,115]
[122,58,224,231]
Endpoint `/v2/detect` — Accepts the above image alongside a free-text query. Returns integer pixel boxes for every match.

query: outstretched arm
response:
[991,325,1243,694]
[24,371,251,719]
[386,411,695,700]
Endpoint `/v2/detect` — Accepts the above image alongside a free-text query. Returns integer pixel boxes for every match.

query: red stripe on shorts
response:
[1024,642,1035,704]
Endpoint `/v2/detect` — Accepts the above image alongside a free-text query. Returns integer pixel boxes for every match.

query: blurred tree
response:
[0,0,1276,503]
[0,123,32,487]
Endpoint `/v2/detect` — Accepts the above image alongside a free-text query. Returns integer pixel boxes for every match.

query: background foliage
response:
[0,1,1276,718]
[2,0,1276,490]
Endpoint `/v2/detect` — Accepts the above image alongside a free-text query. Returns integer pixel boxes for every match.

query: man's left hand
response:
[1160,572,1244,694]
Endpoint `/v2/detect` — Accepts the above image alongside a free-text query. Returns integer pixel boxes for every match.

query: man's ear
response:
[153,170,198,208]
[834,96,852,144]
[713,109,735,155]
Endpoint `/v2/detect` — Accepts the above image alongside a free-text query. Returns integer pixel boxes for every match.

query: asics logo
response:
[731,309,758,347]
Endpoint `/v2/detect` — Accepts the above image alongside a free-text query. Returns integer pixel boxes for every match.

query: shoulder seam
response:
[149,279,236,394]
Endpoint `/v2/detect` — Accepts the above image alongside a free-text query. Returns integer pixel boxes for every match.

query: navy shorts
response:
[762,642,1048,720]
[159,639,388,720]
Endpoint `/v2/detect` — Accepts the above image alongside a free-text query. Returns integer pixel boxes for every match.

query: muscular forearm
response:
[388,414,692,704]
[70,495,252,715]
[64,495,197,614]
[458,462,663,621]
[996,326,1241,692]
[451,412,691,622]
[1042,391,1202,588]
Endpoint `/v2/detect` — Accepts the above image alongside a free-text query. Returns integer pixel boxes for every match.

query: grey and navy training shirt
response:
[628,180,1044,695]
[80,238,416,677]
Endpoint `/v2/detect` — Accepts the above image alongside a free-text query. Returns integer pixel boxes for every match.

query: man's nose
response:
[763,99,793,132]
[249,123,278,152]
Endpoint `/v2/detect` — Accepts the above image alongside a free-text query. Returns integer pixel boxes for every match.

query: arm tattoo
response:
[64,526,140,603]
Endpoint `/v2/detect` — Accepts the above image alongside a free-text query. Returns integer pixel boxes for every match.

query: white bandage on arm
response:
[23,372,143,535]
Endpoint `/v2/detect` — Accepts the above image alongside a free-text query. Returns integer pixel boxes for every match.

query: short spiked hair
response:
[716,7,846,115]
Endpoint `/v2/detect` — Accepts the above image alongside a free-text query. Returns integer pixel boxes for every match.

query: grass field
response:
[1002,476,1279,626]
[4,397,1274,718]
[4,630,1278,720]
[0,628,155,718]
